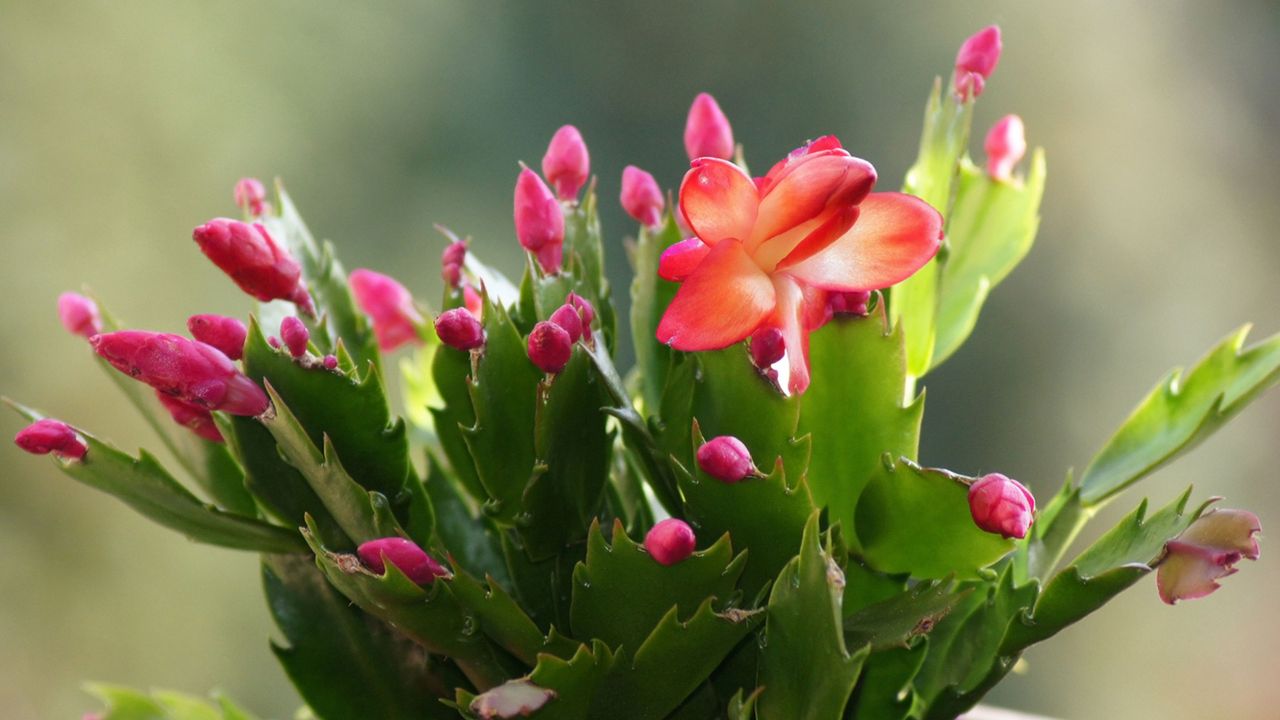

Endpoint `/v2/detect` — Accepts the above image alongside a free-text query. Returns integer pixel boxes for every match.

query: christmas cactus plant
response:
[12,25,1272,720]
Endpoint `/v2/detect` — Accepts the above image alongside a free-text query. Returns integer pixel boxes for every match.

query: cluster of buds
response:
[527,293,595,374]
[357,537,451,585]
[193,218,314,316]
[349,269,426,352]
[441,238,468,288]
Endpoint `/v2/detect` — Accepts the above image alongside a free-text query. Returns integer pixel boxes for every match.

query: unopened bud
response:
[57,292,102,338]
[14,418,88,460]
[441,240,468,288]
[566,292,595,328]
[684,93,735,161]
[514,168,565,273]
[549,303,584,343]
[357,537,450,585]
[192,218,313,314]
[984,114,1027,182]
[155,390,223,443]
[527,321,572,374]
[349,268,426,352]
[644,518,697,566]
[280,316,310,358]
[620,165,664,228]
[749,327,785,369]
[322,354,339,370]
[967,473,1035,539]
[541,125,590,201]
[954,25,1002,101]
[1156,508,1261,604]
[658,238,711,282]
[91,331,269,416]
[828,290,871,317]
[233,177,268,216]
[187,314,247,360]
[434,308,485,351]
[696,435,760,483]
[267,336,281,349]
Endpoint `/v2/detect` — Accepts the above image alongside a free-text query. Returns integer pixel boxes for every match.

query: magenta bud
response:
[349,268,426,352]
[696,435,760,483]
[441,240,468,288]
[527,321,572,374]
[549,304,584,343]
[984,114,1027,182]
[192,218,313,314]
[91,331,269,416]
[658,237,711,282]
[828,290,872,317]
[954,25,1002,100]
[187,314,248,360]
[280,316,310,358]
[233,177,268,216]
[15,418,88,461]
[57,292,102,339]
[514,168,565,273]
[749,327,785,368]
[1157,508,1262,604]
[644,518,697,566]
[967,473,1035,539]
[155,390,223,443]
[541,125,590,201]
[267,336,281,349]
[434,308,485,351]
[684,92,735,161]
[620,165,665,228]
[357,537,450,585]
[322,354,338,370]
[566,292,595,328]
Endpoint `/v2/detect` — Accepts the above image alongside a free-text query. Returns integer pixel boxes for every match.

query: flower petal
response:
[784,192,942,291]
[658,238,712,282]
[770,274,819,395]
[765,205,859,271]
[679,158,758,245]
[752,150,875,245]
[657,240,775,351]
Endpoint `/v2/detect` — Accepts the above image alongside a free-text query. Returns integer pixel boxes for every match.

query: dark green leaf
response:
[449,569,579,666]
[846,642,929,720]
[429,337,487,503]
[844,579,970,651]
[525,641,618,720]
[424,453,510,585]
[628,212,684,412]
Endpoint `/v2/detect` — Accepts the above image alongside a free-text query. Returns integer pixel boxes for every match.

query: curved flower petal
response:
[761,205,859,271]
[770,274,817,395]
[658,238,711,282]
[679,158,758,245]
[752,151,875,245]
[783,192,942,291]
[657,240,775,351]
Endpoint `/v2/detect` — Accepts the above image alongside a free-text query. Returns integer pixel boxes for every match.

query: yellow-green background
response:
[2,2,1277,718]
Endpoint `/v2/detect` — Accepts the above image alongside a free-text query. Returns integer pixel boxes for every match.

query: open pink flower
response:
[656,136,942,393]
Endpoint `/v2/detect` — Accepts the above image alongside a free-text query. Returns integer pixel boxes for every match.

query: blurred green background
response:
[3,2,1278,718]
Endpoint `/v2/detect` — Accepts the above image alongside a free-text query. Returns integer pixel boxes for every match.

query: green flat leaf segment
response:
[8,400,303,554]
[855,456,1013,579]
[843,579,970,652]
[629,211,684,412]
[798,301,923,552]
[846,642,929,720]
[758,512,869,720]
[86,684,262,720]
[1080,326,1280,504]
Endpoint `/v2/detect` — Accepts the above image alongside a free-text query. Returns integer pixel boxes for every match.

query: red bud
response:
[192,218,313,314]
[14,418,88,460]
[322,354,339,370]
[749,327,786,369]
[549,304,584,343]
[57,292,102,339]
[541,125,590,201]
[566,292,595,328]
[514,168,565,273]
[434,308,485,351]
[620,165,664,228]
[357,537,450,585]
[187,314,247,360]
[155,390,223,443]
[644,518,696,566]
[984,114,1027,182]
[441,240,468,288]
[967,473,1035,539]
[954,26,1002,101]
[233,177,268,216]
[684,93,734,161]
[696,435,760,483]
[349,268,426,352]
[281,316,309,358]
[527,321,572,374]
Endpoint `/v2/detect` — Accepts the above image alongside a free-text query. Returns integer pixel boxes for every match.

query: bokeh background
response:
[3,2,1278,718]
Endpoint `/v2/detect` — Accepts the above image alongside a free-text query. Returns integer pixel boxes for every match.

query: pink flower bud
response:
[967,473,1035,539]
[514,167,565,273]
[620,165,665,228]
[357,537,450,585]
[57,292,102,338]
[322,354,339,370]
[658,238,711,282]
[984,114,1027,182]
[349,268,426,352]
[828,290,871,317]
[541,125,590,201]
[267,336,281,349]
[566,292,595,328]
[192,218,313,314]
[463,284,483,319]
[684,92,734,161]
[527,321,572,374]
[1156,508,1261,604]
[155,390,223,443]
[434,308,485,351]
[644,518,697,566]
[441,240,468,288]
[954,25,1002,101]
[14,418,88,460]
[280,316,309,358]
[696,435,760,483]
[187,314,247,361]
[91,331,269,416]
[549,303,584,343]
[233,177,268,216]
[749,327,785,369]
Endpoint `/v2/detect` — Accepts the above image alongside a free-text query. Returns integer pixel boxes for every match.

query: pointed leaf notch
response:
[1080,325,1280,505]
